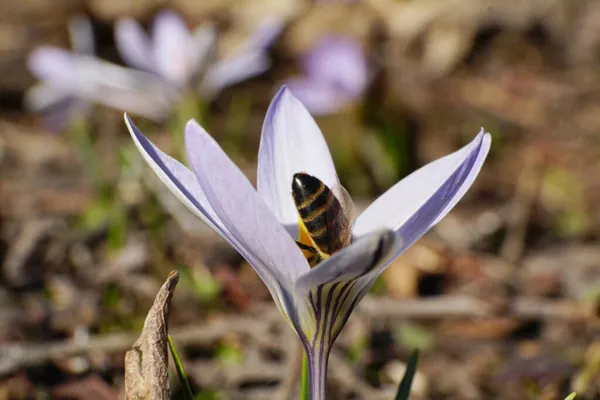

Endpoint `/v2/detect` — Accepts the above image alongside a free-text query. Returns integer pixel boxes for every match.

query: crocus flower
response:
[125,86,490,399]
[115,11,282,98]
[286,36,369,115]
[25,15,95,131]
[26,16,178,124]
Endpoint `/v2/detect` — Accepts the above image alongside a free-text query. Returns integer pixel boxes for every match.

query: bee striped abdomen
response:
[292,173,347,255]
[295,241,323,267]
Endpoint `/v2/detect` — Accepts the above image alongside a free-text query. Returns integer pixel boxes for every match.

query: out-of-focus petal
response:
[303,36,368,99]
[184,119,310,296]
[244,18,284,51]
[30,50,176,120]
[68,15,95,55]
[25,82,90,132]
[202,50,270,97]
[354,130,491,237]
[114,18,154,72]
[25,81,72,113]
[152,10,194,86]
[27,47,79,88]
[187,24,217,78]
[285,77,349,115]
[256,87,339,231]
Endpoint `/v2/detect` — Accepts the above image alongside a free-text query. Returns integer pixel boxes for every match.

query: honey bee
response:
[291,172,354,267]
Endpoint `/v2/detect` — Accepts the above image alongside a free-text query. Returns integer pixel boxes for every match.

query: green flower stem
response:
[169,93,206,162]
[68,117,103,189]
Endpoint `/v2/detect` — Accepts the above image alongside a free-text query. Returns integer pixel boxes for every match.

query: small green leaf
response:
[168,335,194,400]
[565,393,576,400]
[215,342,244,365]
[395,323,435,351]
[394,349,419,400]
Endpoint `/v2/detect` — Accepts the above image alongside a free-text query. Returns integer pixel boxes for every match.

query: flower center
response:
[291,172,353,267]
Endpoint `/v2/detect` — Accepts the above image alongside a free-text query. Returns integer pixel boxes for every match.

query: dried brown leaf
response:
[124,271,179,400]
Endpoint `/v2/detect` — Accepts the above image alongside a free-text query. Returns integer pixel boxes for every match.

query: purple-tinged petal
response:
[184,119,309,295]
[28,47,176,120]
[126,114,231,238]
[202,50,270,96]
[354,130,491,237]
[25,81,73,113]
[28,47,79,88]
[303,36,369,99]
[243,18,284,51]
[356,131,490,300]
[25,82,90,133]
[152,10,194,86]
[68,15,95,55]
[285,77,349,115]
[114,17,154,72]
[186,24,217,78]
[257,86,339,231]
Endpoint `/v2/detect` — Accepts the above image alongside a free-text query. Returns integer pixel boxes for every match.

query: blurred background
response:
[1,0,600,399]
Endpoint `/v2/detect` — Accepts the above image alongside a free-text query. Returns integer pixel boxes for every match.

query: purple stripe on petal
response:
[292,230,396,400]
[295,230,395,293]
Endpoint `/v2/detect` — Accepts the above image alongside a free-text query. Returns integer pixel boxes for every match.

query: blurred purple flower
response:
[25,15,94,131]
[115,11,282,97]
[125,86,491,399]
[25,15,178,126]
[286,36,369,115]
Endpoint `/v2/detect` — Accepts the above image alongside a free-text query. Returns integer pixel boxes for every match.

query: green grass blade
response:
[300,351,310,400]
[395,349,420,400]
[168,335,194,400]
[565,393,576,400]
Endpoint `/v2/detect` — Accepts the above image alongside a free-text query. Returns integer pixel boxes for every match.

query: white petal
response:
[353,130,491,236]
[187,24,217,78]
[152,10,194,86]
[202,50,270,97]
[184,119,310,291]
[114,18,155,72]
[256,86,339,231]
[29,47,175,120]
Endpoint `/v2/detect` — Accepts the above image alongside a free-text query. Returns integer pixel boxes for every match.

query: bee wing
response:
[331,182,356,226]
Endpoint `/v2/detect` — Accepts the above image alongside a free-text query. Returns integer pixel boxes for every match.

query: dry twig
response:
[124,271,178,400]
